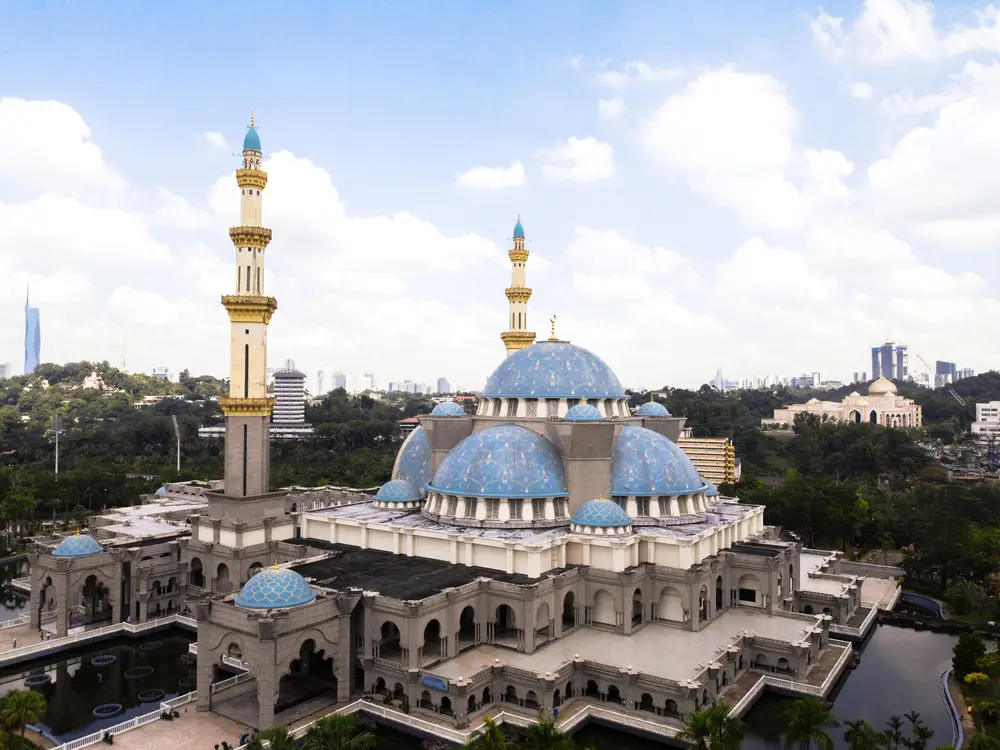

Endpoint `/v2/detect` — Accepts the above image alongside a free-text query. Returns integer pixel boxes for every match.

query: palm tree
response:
[782,697,839,750]
[885,716,905,750]
[248,726,298,750]
[843,719,884,750]
[901,711,934,750]
[466,718,514,750]
[678,705,715,750]
[0,689,47,738]
[520,717,574,750]
[302,714,375,750]
[677,702,745,750]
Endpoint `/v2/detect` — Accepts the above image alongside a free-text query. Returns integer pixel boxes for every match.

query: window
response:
[510,499,523,520]
[636,497,650,517]
[492,400,502,417]
[486,499,500,519]
[677,497,689,515]
[553,499,567,517]
[446,496,458,516]
[465,498,478,518]
[612,496,627,510]
[658,497,669,516]
[246,265,251,291]
[531,498,545,519]
[506,399,518,417]
[526,399,538,417]
[546,399,558,418]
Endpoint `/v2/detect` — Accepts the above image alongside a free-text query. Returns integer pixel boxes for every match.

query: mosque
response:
[26,119,901,740]
[763,378,923,430]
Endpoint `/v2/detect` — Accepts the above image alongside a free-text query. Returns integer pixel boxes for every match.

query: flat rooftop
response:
[860,575,898,608]
[293,542,570,600]
[431,608,818,684]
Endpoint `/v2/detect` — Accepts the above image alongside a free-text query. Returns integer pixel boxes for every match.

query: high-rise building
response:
[273,360,307,425]
[437,377,451,394]
[332,372,347,390]
[24,287,40,375]
[957,367,975,381]
[317,370,325,396]
[852,372,867,384]
[0,364,10,379]
[364,372,375,391]
[895,345,908,380]
[871,342,902,380]
[500,217,536,356]
[936,361,957,385]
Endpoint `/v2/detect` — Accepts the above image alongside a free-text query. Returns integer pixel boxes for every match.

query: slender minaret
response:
[500,216,536,356]
[218,115,277,498]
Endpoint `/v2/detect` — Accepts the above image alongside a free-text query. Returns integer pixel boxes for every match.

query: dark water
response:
[0,558,28,623]
[0,631,197,742]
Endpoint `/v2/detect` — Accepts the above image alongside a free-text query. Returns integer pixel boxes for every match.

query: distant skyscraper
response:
[317,370,325,396]
[853,372,867,384]
[936,361,957,385]
[24,287,39,375]
[437,377,451,394]
[895,345,908,380]
[871,342,898,380]
[0,364,10,379]
[332,372,347,390]
[364,373,375,391]
[273,360,307,425]
[870,347,880,380]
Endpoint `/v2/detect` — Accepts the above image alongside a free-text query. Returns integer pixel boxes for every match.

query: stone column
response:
[195,647,214,713]
[111,556,124,624]
[55,570,70,638]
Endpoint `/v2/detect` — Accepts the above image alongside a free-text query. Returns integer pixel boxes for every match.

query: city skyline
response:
[2,2,1000,388]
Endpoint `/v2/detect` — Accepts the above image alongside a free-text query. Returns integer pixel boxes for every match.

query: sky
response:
[1,0,1000,392]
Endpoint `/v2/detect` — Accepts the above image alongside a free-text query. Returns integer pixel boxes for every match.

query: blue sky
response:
[0,0,998,391]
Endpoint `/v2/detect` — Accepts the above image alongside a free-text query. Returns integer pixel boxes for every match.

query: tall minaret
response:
[500,216,536,356]
[218,115,277,498]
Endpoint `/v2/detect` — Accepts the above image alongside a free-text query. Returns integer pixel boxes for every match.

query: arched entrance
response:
[215,563,231,593]
[189,558,204,588]
[422,619,442,665]
[458,606,476,651]
[276,639,336,716]
[81,575,111,626]
[494,605,518,645]
[562,591,576,629]
[378,621,403,662]
[631,588,643,625]
[535,602,551,644]
[593,590,616,626]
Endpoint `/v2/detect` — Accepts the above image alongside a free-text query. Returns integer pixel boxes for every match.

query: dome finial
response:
[549,314,557,341]
[273,560,279,571]
[250,112,255,128]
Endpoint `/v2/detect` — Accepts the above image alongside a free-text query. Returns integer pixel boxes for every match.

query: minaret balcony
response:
[219,396,277,417]
[504,287,532,302]
[501,331,536,350]
[221,295,278,324]
[235,169,268,190]
[229,226,272,249]
[508,248,529,263]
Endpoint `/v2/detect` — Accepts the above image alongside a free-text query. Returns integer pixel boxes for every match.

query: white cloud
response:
[533,137,614,182]
[597,61,681,88]
[813,0,1000,62]
[455,162,526,190]
[597,97,625,120]
[153,187,213,230]
[848,81,875,99]
[566,227,688,278]
[203,131,231,152]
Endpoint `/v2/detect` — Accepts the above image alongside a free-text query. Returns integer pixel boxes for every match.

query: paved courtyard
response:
[114,709,245,750]
[431,608,816,683]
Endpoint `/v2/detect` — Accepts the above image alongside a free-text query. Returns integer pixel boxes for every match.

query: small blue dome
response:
[392,426,432,495]
[637,401,670,418]
[513,219,525,239]
[430,401,465,417]
[243,127,261,152]
[376,479,423,503]
[155,486,167,496]
[429,424,568,498]
[572,499,632,529]
[705,481,720,497]
[564,403,603,422]
[53,534,103,557]
[612,425,704,497]
[235,566,316,609]
[483,341,625,400]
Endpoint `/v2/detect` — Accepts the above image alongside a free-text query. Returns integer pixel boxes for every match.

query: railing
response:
[830,605,879,638]
[211,672,253,693]
[11,576,30,592]
[222,654,249,671]
[882,585,902,611]
[941,668,963,750]
[55,704,164,750]
[0,613,29,630]
[727,676,766,717]
[162,691,197,710]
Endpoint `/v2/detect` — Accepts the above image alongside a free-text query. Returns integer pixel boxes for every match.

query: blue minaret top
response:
[513,217,524,239]
[243,114,261,152]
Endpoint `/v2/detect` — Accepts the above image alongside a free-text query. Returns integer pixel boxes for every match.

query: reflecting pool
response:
[0,557,28,624]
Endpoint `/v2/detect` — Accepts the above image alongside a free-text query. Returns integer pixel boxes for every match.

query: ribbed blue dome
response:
[53,534,103,557]
[564,403,603,422]
[393,426,431,495]
[155,486,167,496]
[513,220,525,239]
[243,127,261,152]
[612,425,705,497]
[705,481,720,497]
[376,479,423,503]
[429,424,568,498]
[430,401,465,417]
[572,499,632,528]
[235,566,316,609]
[482,341,625,399]
[637,401,670,418]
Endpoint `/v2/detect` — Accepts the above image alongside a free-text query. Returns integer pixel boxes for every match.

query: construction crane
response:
[914,354,966,406]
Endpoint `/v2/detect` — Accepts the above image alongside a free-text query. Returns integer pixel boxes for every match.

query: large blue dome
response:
[393,426,432,493]
[513,219,525,239]
[612,425,705,497]
[482,341,625,399]
[571,499,632,529]
[235,566,316,609]
[376,479,423,503]
[429,424,568,498]
[53,534,103,557]
[637,401,670,418]
[564,403,603,422]
[243,127,261,152]
[430,401,465,417]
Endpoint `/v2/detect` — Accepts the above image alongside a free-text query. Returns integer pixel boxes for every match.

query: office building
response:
[677,437,737,485]
[957,367,975,381]
[317,370,325,396]
[936,361,957,385]
[24,288,40,375]
[437,377,451,394]
[972,402,1000,445]
[871,342,896,380]
[895,345,908,381]
[0,363,10,379]
[271,360,313,438]
[332,372,347,391]
[364,372,375,391]
[852,372,867,384]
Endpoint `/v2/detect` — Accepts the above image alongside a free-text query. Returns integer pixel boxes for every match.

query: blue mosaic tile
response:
[376,478,423,503]
[429,424,569,498]
[53,534,103,557]
[571,499,632,528]
[482,341,625,399]
[393,426,431,494]
[637,401,670,417]
[611,425,705,497]
[564,403,603,421]
[235,567,316,609]
[430,401,465,417]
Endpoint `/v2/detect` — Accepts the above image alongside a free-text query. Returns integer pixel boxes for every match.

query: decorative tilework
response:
[243,127,261,152]
[513,219,525,239]
[53,534,103,557]
[612,425,705,497]
[392,426,432,494]
[376,479,423,503]
[234,567,316,609]
[430,401,465,417]
[637,401,671,417]
[428,424,569,498]
[571,499,632,528]
[482,341,625,399]
[564,403,603,422]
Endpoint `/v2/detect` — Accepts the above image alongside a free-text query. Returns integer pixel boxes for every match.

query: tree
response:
[843,719,884,750]
[520,717,574,750]
[302,714,374,750]
[968,735,1000,750]
[885,716,905,750]
[0,689,47,738]
[677,701,745,750]
[465,718,514,750]
[901,711,934,750]
[954,633,987,678]
[782,697,839,750]
[248,726,298,750]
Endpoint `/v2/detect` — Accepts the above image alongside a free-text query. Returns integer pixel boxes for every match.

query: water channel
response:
[0,556,28,624]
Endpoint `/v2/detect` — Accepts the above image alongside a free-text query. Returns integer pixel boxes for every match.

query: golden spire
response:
[250,113,255,128]
[549,315,557,341]
[273,560,279,571]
